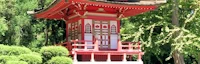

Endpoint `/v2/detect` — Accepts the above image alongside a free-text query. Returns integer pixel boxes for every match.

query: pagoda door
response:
[93,21,110,49]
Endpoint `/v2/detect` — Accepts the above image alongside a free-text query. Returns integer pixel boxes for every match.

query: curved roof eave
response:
[89,0,166,5]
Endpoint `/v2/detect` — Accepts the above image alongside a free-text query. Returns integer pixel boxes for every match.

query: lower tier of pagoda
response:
[58,39,144,64]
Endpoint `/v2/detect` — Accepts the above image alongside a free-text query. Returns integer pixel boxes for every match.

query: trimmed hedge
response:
[0,55,19,64]
[0,45,32,55]
[40,46,69,61]
[0,44,72,64]
[48,56,73,64]
[19,54,42,64]
[6,61,28,64]
[0,44,10,55]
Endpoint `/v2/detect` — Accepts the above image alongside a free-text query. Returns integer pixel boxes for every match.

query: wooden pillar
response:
[94,39,99,51]
[84,42,87,50]
[107,53,111,62]
[123,53,127,62]
[137,41,142,61]
[118,41,122,51]
[137,52,142,61]
[74,52,78,62]
[91,53,95,62]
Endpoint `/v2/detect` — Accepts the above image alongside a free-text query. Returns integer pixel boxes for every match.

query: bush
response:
[0,44,10,55]
[19,54,42,64]
[0,44,32,55]
[40,46,69,61]
[30,52,41,56]
[8,46,32,55]
[6,61,28,64]
[48,56,73,64]
[0,55,19,64]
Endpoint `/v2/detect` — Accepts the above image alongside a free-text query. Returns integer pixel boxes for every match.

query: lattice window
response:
[111,25,116,33]
[85,23,91,33]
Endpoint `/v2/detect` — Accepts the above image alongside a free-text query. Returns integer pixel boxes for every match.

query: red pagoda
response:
[29,0,166,64]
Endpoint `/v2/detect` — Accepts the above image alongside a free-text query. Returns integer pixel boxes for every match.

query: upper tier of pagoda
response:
[32,0,166,20]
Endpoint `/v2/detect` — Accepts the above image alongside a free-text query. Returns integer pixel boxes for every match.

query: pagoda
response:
[29,0,166,64]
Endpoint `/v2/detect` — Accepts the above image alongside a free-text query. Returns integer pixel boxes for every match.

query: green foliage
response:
[8,46,32,55]
[121,0,200,63]
[0,0,65,49]
[0,44,32,55]
[40,46,69,62]
[47,56,72,64]
[0,55,19,64]
[44,0,55,8]
[19,54,42,64]
[0,44,71,64]
[0,18,8,36]
[0,44,9,55]
[6,61,28,64]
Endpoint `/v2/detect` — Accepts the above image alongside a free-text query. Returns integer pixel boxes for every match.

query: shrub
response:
[0,55,19,64]
[19,54,42,64]
[0,44,10,55]
[8,46,32,55]
[6,61,28,64]
[30,52,41,56]
[40,46,69,61]
[48,56,73,64]
[0,44,32,55]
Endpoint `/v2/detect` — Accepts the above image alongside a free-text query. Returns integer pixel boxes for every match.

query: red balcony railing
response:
[57,39,144,62]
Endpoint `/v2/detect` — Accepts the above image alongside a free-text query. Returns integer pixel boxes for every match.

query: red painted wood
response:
[35,0,68,18]
[111,55,123,61]
[80,55,123,61]
[59,39,144,61]
[35,0,156,19]
[117,20,120,33]
[81,18,84,40]
[87,16,117,21]
[95,55,107,61]
[81,55,91,61]
[39,0,149,62]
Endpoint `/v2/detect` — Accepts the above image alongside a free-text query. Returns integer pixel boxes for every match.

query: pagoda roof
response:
[33,0,166,20]
[92,0,166,5]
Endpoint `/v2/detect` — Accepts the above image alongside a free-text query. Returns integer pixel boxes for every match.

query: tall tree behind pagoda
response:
[0,0,17,45]
[171,0,184,64]
[0,0,46,48]
[121,0,200,64]
[0,0,43,47]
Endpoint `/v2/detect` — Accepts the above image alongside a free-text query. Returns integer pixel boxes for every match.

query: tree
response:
[171,0,185,64]
[120,0,200,64]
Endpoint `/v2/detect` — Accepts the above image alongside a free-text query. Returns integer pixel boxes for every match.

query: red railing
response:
[57,39,142,52]
[118,41,141,51]
[117,41,143,61]
[57,39,143,61]
[71,39,99,51]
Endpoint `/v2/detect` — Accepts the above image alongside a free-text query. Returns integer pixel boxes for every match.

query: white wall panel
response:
[110,34,118,49]
[84,33,93,49]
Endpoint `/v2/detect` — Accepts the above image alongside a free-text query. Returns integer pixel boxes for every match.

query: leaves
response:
[120,0,200,63]
[0,17,8,36]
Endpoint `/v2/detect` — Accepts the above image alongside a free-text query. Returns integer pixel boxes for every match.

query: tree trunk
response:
[172,50,185,64]
[45,21,49,45]
[171,0,185,64]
